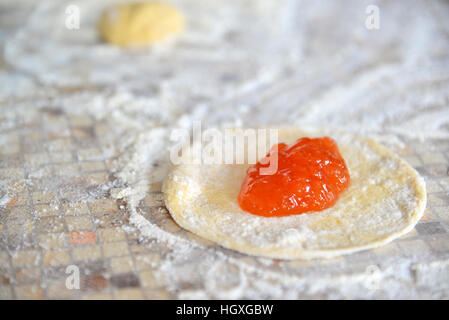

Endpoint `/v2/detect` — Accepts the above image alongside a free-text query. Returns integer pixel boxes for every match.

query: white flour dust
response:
[2,0,449,298]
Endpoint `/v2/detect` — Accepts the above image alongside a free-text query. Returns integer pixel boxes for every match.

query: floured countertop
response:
[0,0,449,299]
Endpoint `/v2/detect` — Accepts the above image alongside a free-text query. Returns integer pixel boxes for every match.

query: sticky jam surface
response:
[238,137,350,217]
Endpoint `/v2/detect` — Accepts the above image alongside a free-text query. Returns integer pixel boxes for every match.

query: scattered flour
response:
[1,0,449,298]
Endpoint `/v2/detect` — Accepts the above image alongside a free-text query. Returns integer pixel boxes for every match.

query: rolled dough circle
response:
[163,128,427,259]
[98,2,184,47]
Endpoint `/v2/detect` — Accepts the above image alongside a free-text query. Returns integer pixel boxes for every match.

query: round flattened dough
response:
[98,2,184,47]
[163,128,427,259]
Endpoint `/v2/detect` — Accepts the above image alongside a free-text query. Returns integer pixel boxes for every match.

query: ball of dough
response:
[98,2,185,47]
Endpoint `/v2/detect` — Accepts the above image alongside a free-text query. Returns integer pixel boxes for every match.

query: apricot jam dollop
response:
[238,137,350,217]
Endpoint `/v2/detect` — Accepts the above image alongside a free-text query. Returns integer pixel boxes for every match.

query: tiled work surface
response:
[1,1,449,300]
[1,106,449,299]
[0,107,172,299]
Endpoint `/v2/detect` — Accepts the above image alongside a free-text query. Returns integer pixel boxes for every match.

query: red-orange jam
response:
[238,137,350,217]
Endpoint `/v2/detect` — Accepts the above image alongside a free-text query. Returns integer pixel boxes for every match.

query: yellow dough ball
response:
[98,2,185,47]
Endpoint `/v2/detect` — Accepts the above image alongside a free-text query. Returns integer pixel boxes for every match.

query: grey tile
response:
[416,222,447,235]
[110,272,140,288]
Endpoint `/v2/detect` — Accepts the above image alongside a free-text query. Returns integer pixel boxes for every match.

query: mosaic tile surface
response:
[1,99,448,299]
[1,0,449,300]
